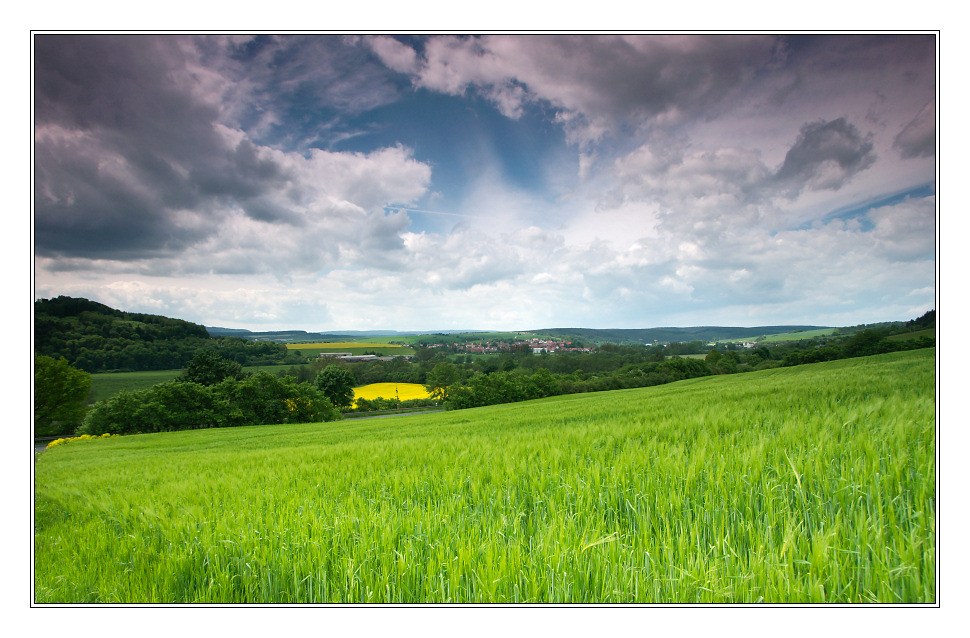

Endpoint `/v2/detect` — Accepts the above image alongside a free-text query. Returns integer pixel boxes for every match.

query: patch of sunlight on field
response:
[354,383,431,402]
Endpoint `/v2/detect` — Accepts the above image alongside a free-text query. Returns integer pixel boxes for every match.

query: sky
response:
[32,33,937,332]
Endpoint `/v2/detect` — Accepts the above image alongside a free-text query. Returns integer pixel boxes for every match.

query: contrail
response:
[383,205,471,218]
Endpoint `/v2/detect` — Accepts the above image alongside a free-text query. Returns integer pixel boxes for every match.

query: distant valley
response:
[205,324,835,345]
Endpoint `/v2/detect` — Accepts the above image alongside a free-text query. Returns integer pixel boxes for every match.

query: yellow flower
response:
[45,433,117,448]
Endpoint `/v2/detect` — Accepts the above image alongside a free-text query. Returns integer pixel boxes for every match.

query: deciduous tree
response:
[35,355,92,436]
[181,351,244,386]
[425,362,460,402]
[315,365,356,409]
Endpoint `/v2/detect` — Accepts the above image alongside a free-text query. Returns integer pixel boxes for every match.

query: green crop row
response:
[34,349,935,604]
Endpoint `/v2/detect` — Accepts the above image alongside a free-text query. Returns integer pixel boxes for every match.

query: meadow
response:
[86,369,183,404]
[87,365,299,404]
[34,349,935,604]
[752,328,837,343]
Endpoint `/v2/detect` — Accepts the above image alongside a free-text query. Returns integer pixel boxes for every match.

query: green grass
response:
[35,349,936,604]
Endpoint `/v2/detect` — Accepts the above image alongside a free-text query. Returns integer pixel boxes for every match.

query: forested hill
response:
[34,296,300,373]
[542,326,831,345]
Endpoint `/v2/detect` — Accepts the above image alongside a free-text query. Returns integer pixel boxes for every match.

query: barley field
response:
[33,349,935,604]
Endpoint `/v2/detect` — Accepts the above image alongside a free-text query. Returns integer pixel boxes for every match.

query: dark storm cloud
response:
[34,137,204,259]
[34,35,229,258]
[191,138,291,200]
[567,34,780,120]
[33,35,387,259]
[35,35,226,162]
[778,34,935,75]
[774,118,876,193]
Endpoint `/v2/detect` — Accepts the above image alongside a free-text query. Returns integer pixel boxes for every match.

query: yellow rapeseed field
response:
[353,383,430,403]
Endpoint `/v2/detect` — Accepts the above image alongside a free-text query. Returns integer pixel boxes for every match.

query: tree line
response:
[74,355,360,436]
[270,314,935,413]
[36,308,935,436]
[35,296,302,373]
[420,320,935,411]
[35,351,362,437]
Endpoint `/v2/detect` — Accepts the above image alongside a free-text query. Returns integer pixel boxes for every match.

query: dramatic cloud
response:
[774,118,876,194]
[894,100,936,159]
[369,34,780,144]
[35,34,431,275]
[33,34,936,330]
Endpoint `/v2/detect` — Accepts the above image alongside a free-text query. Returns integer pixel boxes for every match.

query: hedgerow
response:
[79,371,340,436]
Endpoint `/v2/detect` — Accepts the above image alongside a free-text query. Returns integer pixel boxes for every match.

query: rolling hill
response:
[539,325,832,345]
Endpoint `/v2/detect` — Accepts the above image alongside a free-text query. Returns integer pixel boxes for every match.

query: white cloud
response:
[609,144,772,234]
[36,191,937,330]
[366,35,419,74]
[868,196,937,261]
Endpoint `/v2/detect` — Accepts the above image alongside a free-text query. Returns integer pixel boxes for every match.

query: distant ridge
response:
[204,327,358,341]
[539,326,832,345]
[205,327,493,340]
[207,325,834,345]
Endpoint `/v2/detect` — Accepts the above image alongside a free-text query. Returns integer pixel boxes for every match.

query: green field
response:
[752,328,838,343]
[87,365,301,405]
[35,349,935,604]
[87,370,183,404]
